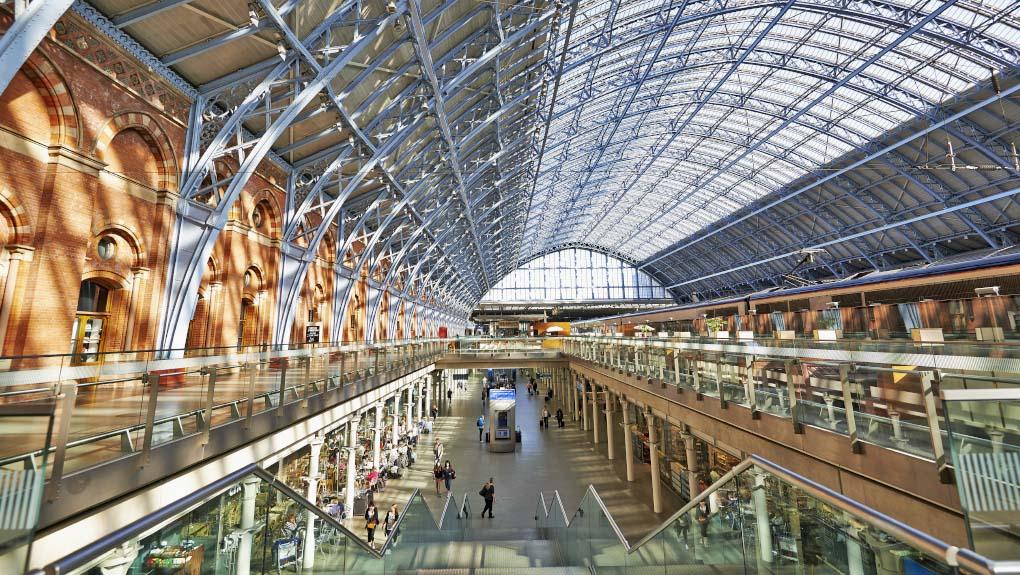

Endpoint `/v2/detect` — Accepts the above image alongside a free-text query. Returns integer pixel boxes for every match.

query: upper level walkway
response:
[3,334,1018,571]
[0,340,444,531]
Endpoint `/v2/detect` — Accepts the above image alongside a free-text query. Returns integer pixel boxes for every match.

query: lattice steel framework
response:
[527,0,1020,301]
[4,0,1020,338]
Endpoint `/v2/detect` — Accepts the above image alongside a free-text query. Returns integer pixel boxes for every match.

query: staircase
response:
[33,457,1011,575]
[383,527,570,572]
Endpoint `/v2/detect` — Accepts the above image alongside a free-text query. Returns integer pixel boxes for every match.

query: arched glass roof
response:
[62,0,1020,316]
[524,0,1020,262]
[481,247,669,301]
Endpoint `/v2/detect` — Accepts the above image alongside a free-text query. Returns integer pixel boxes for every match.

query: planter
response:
[814,329,839,341]
[737,330,754,340]
[657,332,669,338]
[678,331,693,338]
[712,330,730,340]
[976,327,1004,342]
[776,330,796,340]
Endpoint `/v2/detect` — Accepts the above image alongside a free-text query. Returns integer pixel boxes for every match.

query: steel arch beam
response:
[0,1,76,97]
[642,76,1020,270]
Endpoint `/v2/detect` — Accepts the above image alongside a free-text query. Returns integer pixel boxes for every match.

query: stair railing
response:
[537,454,1019,575]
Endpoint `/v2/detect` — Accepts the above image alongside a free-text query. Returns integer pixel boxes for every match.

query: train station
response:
[0,0,1018,574]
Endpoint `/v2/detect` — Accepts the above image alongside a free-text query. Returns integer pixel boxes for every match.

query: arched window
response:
[71,280,111,364]
[481,248,669,302]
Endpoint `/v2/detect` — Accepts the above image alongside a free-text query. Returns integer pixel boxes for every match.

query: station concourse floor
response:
[367,371,684,543]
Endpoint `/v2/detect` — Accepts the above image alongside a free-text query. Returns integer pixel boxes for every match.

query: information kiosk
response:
[487,388,516,453]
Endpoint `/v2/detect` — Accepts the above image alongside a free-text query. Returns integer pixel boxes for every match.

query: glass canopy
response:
[524,0,1020,262]
[481,248,669,302]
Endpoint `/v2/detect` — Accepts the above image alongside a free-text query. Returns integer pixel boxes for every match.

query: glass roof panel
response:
[524,0,1020,268]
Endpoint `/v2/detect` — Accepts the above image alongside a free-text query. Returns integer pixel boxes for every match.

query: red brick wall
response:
[0,12,339,358]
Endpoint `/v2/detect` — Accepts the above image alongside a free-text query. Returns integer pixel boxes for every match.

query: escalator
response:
[29,456,1017,575]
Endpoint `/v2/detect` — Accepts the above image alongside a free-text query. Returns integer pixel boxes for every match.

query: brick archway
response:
[92,112,179,191]
[19,51,80,150]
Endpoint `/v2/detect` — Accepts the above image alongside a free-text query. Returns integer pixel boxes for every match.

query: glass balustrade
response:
[556,336,993,466]
[0,339,444,485]
[940,377,1020,561]
[535,455,1010,575]
[43,465,473,575]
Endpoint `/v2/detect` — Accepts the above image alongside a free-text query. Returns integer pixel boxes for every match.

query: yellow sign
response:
[892,366,916,384]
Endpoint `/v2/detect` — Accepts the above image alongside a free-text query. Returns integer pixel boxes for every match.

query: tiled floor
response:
[369,371,684,544]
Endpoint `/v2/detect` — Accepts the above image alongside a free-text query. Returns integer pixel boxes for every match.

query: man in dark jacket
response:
[479,478,495,518]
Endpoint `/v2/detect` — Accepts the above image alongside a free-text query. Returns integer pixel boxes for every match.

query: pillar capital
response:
[5,244,34,260]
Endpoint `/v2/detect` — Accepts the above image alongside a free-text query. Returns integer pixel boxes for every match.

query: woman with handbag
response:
[364,502,380,549]
[384,503,399,537]
[433,462,444,496]
[443,460,456,495]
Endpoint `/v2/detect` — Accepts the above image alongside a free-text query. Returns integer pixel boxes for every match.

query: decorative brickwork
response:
[17,50,80,149]
[52,12,190,123]
[93,111,179,191]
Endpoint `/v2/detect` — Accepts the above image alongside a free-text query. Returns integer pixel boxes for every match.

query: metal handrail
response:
[0,337,444,363]
[537,454,1018,575]
[0,373,338,468]
[31,463,259,575]
[0,339,444,389]
[33,464,392,575]
[0,353,440,469]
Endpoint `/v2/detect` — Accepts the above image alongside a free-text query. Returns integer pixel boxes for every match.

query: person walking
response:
[384,503,399,537]
[695,499,711,546]
[443,460,456,495]
[433,440,443,463]
[542,407,551,429]
[433,462,444,496]
[479,478,495,518]
[447,388,453,405]
[555,407,564,428]
[477,414,485,442]
[674,510,691,549]
[365,502,380,549]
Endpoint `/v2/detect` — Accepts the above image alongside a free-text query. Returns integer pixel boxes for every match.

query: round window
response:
[252,204,265,229]
[97,236,116,261]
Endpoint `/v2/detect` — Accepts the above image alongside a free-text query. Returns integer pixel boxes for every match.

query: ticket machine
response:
[487,388,516,453]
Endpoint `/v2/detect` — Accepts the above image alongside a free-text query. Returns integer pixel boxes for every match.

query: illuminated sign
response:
[489,389,516,401]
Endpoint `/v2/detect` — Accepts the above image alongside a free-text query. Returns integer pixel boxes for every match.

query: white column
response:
[683,432,699,500]
[304,437,324,568]
[647,411,662,513]
[605,389,615,460]
[373,403,383,469]
[571,375,579,421]
[753,471,773,563]
[393,390,402,438]
[235,476,262,575]
[0,246,31,353]
[846,522,865,575]
[581,380,589,432]
[592,386,601,445]
[122,267,148,350]
[405,392,413,437]
[345,419,359,516]
[621,397,634,482]
[425,378,433,419]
